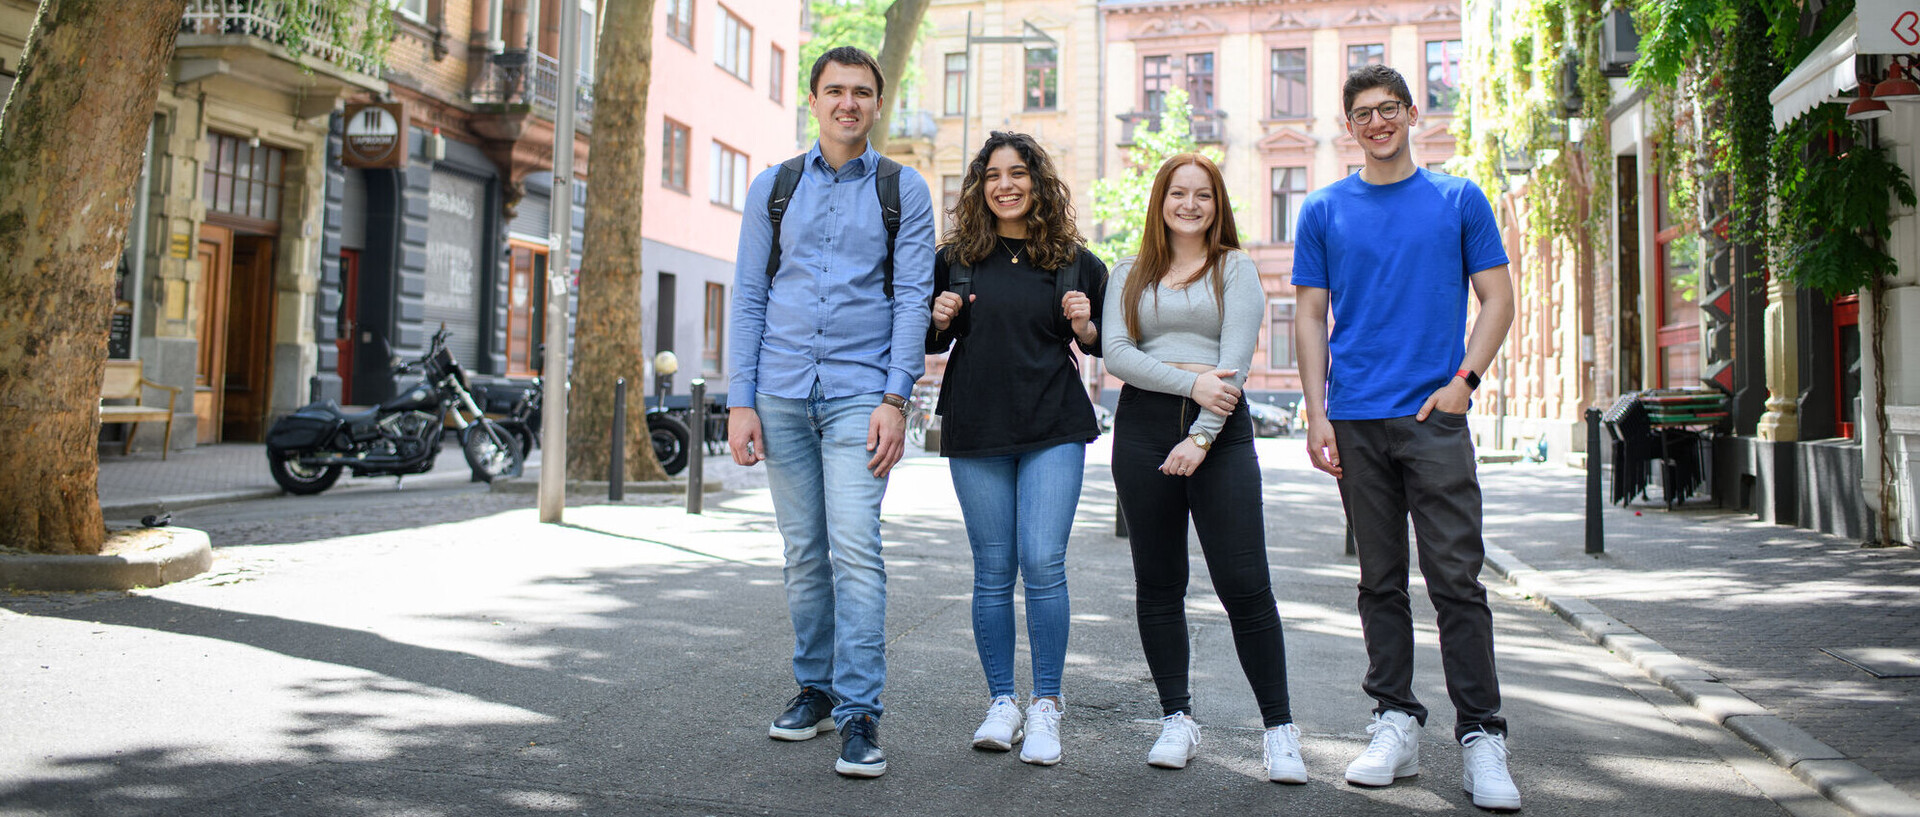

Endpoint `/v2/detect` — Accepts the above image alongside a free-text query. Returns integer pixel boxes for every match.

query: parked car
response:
[1248,401,1293,437]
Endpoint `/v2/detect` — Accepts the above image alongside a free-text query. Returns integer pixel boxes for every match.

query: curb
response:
[1483,544,1920,817]
[0,528,213,591]
[489,478,723,496]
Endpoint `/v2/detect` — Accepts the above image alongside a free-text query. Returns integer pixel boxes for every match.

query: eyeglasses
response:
[1347,100,1407,125]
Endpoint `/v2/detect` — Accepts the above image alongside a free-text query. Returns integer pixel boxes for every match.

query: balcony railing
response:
[889,109,937,141]
[473,49,596,125]
[1117,109,1226,146]
[180,0,384,77]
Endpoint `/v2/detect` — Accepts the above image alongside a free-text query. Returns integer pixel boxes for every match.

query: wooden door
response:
[222,235,277,441]
[194,224,233,444]
[505,242,545,376]
[336,250,360,403]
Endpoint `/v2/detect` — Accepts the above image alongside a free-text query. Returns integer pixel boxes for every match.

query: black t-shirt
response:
[926,239,1108,458]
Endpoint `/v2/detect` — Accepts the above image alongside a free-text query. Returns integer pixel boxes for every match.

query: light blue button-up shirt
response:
[728,142,934,409]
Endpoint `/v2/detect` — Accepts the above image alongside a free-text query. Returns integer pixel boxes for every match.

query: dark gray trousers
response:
[1333,412,1506,740]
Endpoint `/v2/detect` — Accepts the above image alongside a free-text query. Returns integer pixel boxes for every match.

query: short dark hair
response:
[810,46,885,98]
[1342,64,1413,114]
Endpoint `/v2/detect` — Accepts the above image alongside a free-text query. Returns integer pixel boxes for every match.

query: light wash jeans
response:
[948,442,1084,700]
[758,386,890,725]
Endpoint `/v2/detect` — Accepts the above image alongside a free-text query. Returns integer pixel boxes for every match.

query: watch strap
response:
[1455,368,1481,391]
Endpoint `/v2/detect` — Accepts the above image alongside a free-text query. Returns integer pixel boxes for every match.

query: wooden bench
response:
[100,360,181,460]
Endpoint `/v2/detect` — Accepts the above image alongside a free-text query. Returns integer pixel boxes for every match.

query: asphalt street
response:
[0,438,1860,816]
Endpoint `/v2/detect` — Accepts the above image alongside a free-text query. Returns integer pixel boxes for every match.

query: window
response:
[579,0,598,79]
[1023,46,1058,111]
[704,283,726,375]
[1143,55,1171,112]
[1426,40,1462,111]
[1347,43,1384,73]
[203,131,286,223]
[942,174,962,234]
[710,142,749,210]
[662,119,690,192]
[1270,48,1308,118]
[770,45,785,103]
[944,53,968,116]
[1271,168,1307,243]
[1268,301,1297,369]
[716,7,752,82]
[666,0,693,45]
[1185,53,1215,111]
[390,0,426,21]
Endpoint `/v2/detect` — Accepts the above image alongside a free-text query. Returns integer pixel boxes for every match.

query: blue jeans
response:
[758,386,890,724]
[948,443,1084,700]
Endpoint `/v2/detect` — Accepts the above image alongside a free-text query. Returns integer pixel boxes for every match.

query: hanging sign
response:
[1860,0,1920,53]
[342,102,407,169]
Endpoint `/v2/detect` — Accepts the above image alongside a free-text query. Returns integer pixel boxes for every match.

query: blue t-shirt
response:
[1290,168,1508,420]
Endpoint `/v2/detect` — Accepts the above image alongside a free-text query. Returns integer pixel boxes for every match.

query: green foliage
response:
[1773,106,1918,297]
[272,0,396,75]
[1084,89,1239,267]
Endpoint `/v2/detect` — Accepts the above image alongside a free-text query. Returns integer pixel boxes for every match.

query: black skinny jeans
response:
[1111,385,1293,727]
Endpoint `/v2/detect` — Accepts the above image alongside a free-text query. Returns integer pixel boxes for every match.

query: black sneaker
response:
[835,714,887,778]
[769,686,837,741]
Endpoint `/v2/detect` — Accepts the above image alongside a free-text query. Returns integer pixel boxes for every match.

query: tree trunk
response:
[871,0,930,153]
[0,1,185,555]
[567,0,666,483]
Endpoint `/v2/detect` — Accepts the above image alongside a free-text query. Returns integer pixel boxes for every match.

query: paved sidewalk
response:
[32,436,1917,816]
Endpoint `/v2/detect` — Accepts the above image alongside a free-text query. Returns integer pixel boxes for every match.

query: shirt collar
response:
[807,141,878,177]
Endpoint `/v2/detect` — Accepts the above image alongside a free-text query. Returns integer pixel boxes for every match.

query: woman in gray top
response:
[1102,153,1307,784]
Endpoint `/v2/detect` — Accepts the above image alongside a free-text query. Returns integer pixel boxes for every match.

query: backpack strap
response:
[764,155,808,282]
[1053,250,1085,341]
[874,156,902,300]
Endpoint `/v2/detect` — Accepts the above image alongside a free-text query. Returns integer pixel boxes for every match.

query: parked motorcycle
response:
[264,327,524,495]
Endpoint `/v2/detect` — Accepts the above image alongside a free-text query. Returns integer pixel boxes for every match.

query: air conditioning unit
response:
[1599,6,1639,77]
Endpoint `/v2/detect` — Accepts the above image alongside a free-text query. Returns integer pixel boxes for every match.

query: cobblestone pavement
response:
[1476,463,1920,802]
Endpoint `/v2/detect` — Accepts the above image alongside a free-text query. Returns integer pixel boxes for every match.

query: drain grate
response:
[1822,647,1920,679]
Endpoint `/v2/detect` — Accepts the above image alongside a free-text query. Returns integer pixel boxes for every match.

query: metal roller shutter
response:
[425,169,487,368]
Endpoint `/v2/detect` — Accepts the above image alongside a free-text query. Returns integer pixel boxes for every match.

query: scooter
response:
[264,327,523,495]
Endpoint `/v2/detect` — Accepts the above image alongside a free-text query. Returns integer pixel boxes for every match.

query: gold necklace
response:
[999,236,1021,264]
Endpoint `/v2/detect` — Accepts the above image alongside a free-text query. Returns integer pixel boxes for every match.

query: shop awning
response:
[1770,16,1859,129]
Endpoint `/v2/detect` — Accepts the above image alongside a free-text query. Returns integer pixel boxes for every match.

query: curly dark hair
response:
[1342,64,1413,114]
[940,131,1083,271]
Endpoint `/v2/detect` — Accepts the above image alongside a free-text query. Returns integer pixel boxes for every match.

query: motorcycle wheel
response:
[647,413,691,476]
[463,419,525,483]
[269,450,343,495]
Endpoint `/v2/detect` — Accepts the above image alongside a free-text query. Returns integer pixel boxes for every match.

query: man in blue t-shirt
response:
[1292,65,1521,811]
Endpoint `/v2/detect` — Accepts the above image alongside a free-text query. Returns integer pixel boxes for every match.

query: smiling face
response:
[1159,163,1217,243]
[982,145,1034,235]
[809,61,881,155]
[1344,85,1417,168]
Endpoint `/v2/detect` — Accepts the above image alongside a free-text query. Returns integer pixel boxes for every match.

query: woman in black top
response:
[926,131,1106,767]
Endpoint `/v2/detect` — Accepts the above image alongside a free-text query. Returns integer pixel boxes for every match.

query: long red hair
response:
[1121,153,1240,340]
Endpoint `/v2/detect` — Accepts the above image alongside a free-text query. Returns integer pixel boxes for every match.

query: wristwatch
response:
[882,393,910,418]
[1188,431,1213,451]
[1455,368,1481,391]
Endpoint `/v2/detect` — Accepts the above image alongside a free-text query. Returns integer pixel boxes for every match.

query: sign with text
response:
[342,102,407,169]
[1861,0,1920,54]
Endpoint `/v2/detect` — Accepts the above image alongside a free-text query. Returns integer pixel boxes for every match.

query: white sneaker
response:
[1147,712,1199,769]
[1263,723,1308,784]
[1019,698,1063,766]
[1344,710,1420,786]
[1461,731,1521,811]
[971,695,1024,751]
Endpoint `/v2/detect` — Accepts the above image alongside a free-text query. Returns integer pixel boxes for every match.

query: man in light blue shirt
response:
[726,45,934,779]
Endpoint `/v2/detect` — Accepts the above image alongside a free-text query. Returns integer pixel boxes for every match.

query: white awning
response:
[1770,16,1859,129]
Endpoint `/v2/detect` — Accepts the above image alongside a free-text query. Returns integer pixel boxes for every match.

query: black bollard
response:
[1345,523,1356,556]
[1114,497,1128,538]
[688,379,706,515]
[1585,407,1604,554]
[610,377,626,501]
[309,375,321,403]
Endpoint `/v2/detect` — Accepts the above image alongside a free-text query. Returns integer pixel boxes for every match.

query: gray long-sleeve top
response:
[1101,250,1265,438]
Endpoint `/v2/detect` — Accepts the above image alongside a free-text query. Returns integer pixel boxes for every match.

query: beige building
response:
[893,0,1464,404]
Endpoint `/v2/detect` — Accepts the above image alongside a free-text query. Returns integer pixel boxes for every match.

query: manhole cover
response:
[1822,647,1920,678]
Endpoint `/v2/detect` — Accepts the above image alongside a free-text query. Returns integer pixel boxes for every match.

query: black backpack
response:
[765,153,903,299]
[945,248,1086,342]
